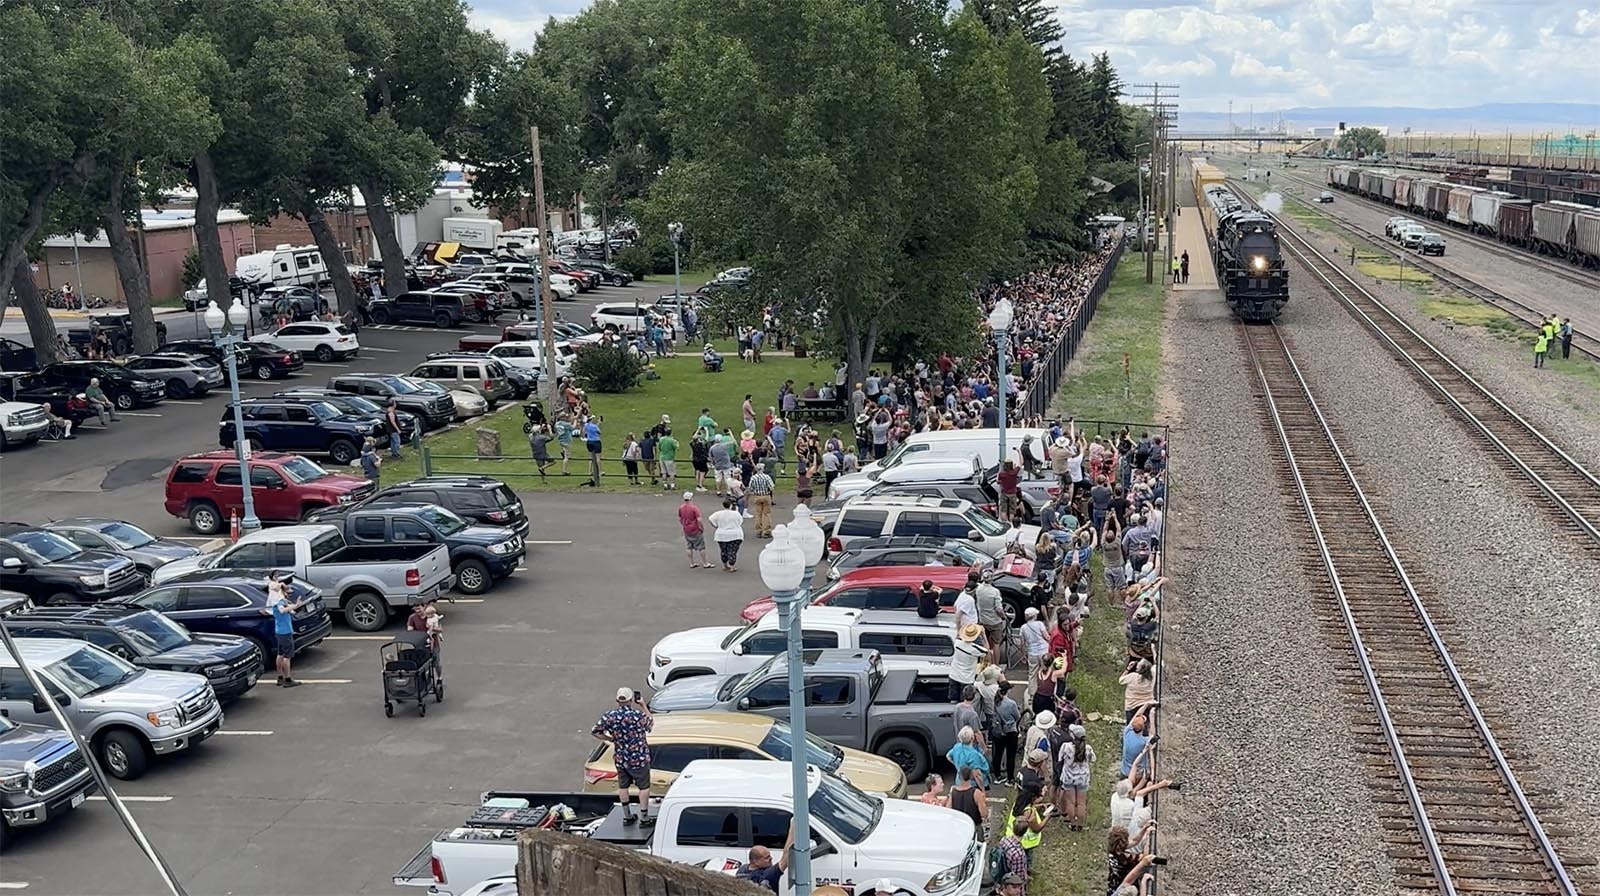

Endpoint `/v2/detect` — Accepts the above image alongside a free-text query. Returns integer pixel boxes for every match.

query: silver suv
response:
[0,638,222,780]
[406,357,514,408]
[827,494,1040,557]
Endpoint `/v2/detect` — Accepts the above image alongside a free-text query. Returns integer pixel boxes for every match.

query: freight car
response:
[1197,181,1289,322]
[1326,165,1600,267]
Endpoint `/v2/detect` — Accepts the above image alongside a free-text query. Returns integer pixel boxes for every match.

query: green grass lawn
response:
[405,339,845,492]
[1048,253,1166,425]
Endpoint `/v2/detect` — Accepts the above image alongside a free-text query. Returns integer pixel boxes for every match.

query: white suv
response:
[248,321,359,362]
[827,494,1038,557]
[590,303,655,334]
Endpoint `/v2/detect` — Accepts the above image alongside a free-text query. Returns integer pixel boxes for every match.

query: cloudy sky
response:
[466,0,1600,114]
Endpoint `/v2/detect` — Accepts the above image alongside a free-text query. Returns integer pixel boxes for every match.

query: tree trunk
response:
[10,255,61,366]
[103,163,160,354]
[190,150,234,317]
[840,309,879,394]
[302,202,358,315]
[0,173,63,323]
[360,176,407,300]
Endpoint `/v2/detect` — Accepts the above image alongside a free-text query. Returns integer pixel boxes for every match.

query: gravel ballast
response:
[1156,279,1401,896]
[1271,252,1600,876]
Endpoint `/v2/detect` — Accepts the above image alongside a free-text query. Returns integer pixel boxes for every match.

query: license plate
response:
[71,792,85,809]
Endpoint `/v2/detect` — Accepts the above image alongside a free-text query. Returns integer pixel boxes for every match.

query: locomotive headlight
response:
[1251,256,1267,271]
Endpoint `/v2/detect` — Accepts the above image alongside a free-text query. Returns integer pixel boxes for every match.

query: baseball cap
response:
[616,687,633,701]
[683,491,695,500]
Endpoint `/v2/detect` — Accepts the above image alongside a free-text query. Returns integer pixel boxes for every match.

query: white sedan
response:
[248,321,359,362]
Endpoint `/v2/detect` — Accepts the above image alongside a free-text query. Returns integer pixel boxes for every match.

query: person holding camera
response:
[592,686,655,825]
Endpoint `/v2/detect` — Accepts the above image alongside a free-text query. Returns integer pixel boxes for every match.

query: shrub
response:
[570,342,644,393]
[181,248,204,290]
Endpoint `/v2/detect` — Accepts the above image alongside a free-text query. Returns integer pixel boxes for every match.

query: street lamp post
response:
[668,222,684,341]
[988,298,1014,471]
[760,508,826,896]
[205,300,261,532]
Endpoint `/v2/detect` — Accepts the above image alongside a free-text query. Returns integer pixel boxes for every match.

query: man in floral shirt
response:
[592,687,656,824]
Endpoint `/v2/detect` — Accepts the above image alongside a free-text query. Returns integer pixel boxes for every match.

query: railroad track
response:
[1241,322,1587,896]
[1224,180,1600,546]
[1276,168,1600,292]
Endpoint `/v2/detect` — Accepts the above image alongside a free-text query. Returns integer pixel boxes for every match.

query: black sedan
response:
[236,342,305,380]
[43,519,201,578]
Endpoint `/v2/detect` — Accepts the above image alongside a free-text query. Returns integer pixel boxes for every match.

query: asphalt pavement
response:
[0,275,745,895]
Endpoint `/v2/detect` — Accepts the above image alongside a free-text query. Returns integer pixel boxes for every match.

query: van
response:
[829,453,983,502]
[828,428,1048,500]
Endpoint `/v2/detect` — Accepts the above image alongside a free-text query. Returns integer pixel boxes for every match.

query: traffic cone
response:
[230,509,241,542]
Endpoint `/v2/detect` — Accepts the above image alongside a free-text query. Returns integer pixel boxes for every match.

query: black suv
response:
[36,361,166,410]
[327,373,456,431]
[358,477,528,537]
[274,388,419,441]
[3,605,261,702]
[0,525,145,606]
[219,397,387,466]
[367,291,465,328]
[66,312,168,357]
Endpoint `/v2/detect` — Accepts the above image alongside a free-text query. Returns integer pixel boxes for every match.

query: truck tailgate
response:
[393,835,445,888]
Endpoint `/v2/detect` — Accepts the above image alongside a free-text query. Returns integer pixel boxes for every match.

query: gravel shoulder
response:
[1277,254,1600,879]
[1157,280,1400,896]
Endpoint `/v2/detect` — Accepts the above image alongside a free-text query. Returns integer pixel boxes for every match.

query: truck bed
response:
[874,669,955,705]
[321,544,440,565]
[395,791,632,889]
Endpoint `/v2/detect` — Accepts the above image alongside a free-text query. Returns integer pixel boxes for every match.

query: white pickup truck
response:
[647,607,959,690]
[150,525,454,631]
[394,760,983,896]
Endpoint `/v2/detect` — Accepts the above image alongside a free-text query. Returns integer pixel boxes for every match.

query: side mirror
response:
[736,697,751,711]
[810,840,835,860]
[33,692,67,711]
[730,643,745,656]
[1,557,22,570]
[967,530,983,542]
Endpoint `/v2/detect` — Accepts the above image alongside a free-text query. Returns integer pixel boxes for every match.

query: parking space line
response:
[363,346,400,353]
[304,363,344,368]
[89,795,172,803]
[0,880,29,888]
[164,400,205,405]
[120,412,162,417]
[214,730,274,736]
[523,540,573,546]
[448,598,485,604]
[294,678,353,684]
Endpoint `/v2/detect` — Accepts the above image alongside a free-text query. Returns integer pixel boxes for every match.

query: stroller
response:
[521,398,548,434]
[381,631,443,717]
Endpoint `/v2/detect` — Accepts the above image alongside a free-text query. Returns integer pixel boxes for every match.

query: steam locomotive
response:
[1193,163,1290,322]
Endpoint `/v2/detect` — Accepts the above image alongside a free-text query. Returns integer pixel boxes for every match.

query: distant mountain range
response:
[1181,103,1600,135]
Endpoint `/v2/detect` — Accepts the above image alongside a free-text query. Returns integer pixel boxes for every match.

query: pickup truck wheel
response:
[166,379,191,399]
[370,307,392,324]
[433,312,453,328]
[877,736,930,783]
[99,730,149,780]
[454,559,491,594]
[327,439,358,466]
[313,344,335,362]
[188,502,223,535]
[342,591,389,632]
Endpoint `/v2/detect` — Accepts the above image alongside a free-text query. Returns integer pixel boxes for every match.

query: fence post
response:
[421,445,432,477]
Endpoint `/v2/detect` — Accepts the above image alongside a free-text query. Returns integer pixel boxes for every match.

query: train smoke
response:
[1260,192,1284,214]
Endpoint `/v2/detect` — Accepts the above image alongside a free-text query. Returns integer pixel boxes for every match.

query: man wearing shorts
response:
[592,686,655,825]
[678,492,710,568]
[260,584,309,688]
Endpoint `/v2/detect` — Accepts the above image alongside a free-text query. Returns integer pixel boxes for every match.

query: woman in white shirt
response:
[707,499,746,571]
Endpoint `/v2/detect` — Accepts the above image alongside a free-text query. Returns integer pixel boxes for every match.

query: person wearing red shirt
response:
[678,492,710,568]
[997,461,1022,521]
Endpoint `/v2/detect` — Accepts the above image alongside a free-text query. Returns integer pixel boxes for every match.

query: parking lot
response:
[0,278,752,894]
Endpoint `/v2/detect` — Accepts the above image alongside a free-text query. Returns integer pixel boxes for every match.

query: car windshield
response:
[940,541,993,567]
[96,522,157,549]
[809,772,882,845]
[111,611,192,655]
[413,381,448,394]
[9,530,83,563]
[255,341,289,353]
[760,721,845,772]
[44,644,140,698]
[307,402,341,420]
[279,456,330,483]
[0,715,12,734]
[966,509,1008,537]
[720,619,757,650]
[334,394,381,414]
[378,376,424,394]
[416,505,469,535]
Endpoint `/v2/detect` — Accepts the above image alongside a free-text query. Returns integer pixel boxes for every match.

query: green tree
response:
[1338,126,1386,158]
[452,51,580,220]
[651,1,1041,383]
[181,248,204,290]
[970,0,1064,64]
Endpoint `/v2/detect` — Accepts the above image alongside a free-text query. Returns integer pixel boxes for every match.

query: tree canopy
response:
[1338,126,1387,158]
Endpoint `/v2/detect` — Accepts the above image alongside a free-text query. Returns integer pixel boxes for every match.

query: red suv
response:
[164,450,377,535]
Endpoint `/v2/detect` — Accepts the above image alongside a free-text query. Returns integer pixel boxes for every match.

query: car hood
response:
[0,723,76,764]
[856,797,977,862]
[647,673,738,712]
[149,553,217,585]
[453,524,518,547]
[652,625,741,661]
[126,541,202,567]
[81,669,209,711]
[147,639,243,666]
[40,551,133,577]
[834,750,908,798]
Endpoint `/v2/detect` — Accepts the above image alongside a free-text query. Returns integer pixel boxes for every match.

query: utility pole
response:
[1133,83,1179,285]
[530,126,558,409]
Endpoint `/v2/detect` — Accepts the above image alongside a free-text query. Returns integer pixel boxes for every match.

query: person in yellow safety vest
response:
[1533,330,1550,369]
[1169,254,1180,283]
[1005,790,1051,869]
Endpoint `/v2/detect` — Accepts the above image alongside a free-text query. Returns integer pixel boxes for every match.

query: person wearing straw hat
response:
[950,623,986,703]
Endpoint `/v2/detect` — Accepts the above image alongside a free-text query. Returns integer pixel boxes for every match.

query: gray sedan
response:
[124,353,224,399]
[44,519,200,578]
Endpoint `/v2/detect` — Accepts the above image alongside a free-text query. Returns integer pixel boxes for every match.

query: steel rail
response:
[1242,323,1581,896]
